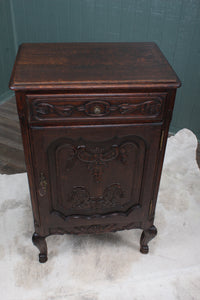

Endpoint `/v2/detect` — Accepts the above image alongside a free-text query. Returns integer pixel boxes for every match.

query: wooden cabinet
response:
[9,43,181,262]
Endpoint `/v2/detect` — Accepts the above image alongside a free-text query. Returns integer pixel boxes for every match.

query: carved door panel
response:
[30,124,162,223]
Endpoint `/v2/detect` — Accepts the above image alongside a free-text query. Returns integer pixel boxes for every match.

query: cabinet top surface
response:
[9,42,181,91]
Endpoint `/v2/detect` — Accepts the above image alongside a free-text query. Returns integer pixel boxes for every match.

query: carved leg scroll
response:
[140,225,157,254]
[32,232,48,263]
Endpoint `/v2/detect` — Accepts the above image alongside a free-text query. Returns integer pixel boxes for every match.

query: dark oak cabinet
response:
[9,43,181,262]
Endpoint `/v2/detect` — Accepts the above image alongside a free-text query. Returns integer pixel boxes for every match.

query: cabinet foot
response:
[140,225,157,254]
[32,232,48,263]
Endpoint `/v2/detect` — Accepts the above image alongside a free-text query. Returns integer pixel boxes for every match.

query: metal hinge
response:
[149,200,153,216]
[160,130,165,151]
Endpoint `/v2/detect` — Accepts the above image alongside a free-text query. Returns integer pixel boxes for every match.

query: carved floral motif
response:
[71,183,124,209]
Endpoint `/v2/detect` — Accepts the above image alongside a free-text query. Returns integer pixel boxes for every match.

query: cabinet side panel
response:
[148,89,177,220]
[15,92,41,233]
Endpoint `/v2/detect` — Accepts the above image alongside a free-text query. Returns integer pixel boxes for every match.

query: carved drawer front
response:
[27,93,167,124]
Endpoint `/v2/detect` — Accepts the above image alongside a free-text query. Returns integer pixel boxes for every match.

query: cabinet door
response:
[30,124,162,233]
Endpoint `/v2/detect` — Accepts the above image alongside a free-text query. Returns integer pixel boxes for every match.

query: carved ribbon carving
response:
[33,98,162,119]
[77,144,119,183]
[64,142,135,183]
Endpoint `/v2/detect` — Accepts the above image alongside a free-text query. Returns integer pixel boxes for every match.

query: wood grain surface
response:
[9,43,181,91]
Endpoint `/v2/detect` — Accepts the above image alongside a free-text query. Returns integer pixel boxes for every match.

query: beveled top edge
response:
[9,42,181,91]
[9,81,181,91]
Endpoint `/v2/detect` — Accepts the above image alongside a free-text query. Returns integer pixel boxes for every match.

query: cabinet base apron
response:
[32,224,158,263]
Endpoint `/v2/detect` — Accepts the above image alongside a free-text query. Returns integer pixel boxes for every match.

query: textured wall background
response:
[0,0,200,138]
[0,0,16,102]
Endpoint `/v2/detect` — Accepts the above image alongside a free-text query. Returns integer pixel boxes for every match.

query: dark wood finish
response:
[32,232,47,263]
[140,225,157,254]
[9,43,181,262]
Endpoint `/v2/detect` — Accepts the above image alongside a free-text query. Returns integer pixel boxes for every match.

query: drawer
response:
[27,93,167,124]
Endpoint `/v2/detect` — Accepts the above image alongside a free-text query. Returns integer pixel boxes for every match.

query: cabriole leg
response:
[140,225,157,254]
[32,232,48,263]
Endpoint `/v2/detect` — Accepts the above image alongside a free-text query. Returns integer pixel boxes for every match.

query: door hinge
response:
[160,130,165,151]
[149,200,153,216]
